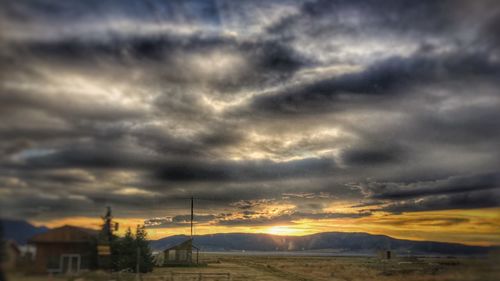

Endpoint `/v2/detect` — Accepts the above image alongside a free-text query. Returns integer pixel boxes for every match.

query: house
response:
[157,238,199,266]
[28,225,98,274]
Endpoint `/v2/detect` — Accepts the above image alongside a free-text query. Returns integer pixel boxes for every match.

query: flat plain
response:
[7,254,500,281]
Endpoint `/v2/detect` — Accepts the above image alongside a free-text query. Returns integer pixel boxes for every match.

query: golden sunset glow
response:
[30,207,500,246]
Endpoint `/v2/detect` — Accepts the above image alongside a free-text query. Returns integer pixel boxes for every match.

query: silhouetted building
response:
[377,250,393,259]
[154,197,199,266]
[158,238,199,266]
[29,225,98,274]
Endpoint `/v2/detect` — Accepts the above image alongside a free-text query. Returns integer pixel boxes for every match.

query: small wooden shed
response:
[161,238,199,266]
[377,250,394,260]
[29,225,98,274]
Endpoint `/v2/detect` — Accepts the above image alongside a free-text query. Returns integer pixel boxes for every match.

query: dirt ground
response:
[6,254,500,281]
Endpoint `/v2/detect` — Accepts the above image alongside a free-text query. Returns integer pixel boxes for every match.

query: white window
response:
[60,254,81,274]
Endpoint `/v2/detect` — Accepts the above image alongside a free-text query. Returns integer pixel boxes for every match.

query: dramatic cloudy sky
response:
[1,0,499,245]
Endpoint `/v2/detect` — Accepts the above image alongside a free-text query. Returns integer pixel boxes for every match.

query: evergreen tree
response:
[0,221,6,281]
[135,224,154,273]
[112,227,136,271]
[110,225,154,272]
[98,207,116,269]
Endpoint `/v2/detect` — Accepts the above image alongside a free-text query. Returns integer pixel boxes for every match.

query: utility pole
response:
[190,196,194,238]
[104,206,112,239]
[98,207,113,269]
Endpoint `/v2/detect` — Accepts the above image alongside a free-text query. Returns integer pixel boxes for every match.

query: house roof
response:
[28,225,99,243]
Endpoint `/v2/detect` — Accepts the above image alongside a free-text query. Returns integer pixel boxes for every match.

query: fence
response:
[168,272,231,281]
[114,271,231,281]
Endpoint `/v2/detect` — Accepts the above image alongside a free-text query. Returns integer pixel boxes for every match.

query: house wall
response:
[33,242,96,273]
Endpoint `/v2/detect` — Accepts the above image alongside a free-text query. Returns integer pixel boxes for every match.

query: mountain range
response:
[2,219,497,256]
[150,232,497,256]
[1,218,49,244]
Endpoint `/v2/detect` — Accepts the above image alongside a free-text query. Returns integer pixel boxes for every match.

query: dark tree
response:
[0,219,6,281]
[112,227,135,271]
[135,224,154,273]
[98,207,116,269]
[110,226,154,273]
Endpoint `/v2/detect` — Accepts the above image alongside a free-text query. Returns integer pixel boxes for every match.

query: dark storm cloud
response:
[2,34,307,93]
[381,189,500,214]
[478,11,500,51]
[244,52,500,115]
[358,173,500,200]
[267,0,500,60]
[268,0,458,37]
[353,173,500,213]
[0,191,93,218]
[1,0,500,222]
[0,140,32,157]
[0,188,168,219]
[16,145,150,170]
[154,157,336,182]
[341,144,407,166]
[413,104,500,144]
[131,124,245,157]
[33,170,95,185]
[9,141,336,183]
[0,0,223,32]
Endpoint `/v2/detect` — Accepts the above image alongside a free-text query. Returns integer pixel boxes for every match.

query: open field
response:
[6,254,499,281]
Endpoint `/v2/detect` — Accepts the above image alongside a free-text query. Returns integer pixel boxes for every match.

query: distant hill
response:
[1,218,49,244]
[150,232,497,256]
[2,219,496,256]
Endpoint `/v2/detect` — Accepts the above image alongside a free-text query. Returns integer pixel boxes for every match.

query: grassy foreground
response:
[6,254,500,281]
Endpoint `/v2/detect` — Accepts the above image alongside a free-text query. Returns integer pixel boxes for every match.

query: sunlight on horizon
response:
[28,207,500,246]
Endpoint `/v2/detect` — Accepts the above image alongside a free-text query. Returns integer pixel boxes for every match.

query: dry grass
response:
[6,254,499,281]
[204,254,499,281]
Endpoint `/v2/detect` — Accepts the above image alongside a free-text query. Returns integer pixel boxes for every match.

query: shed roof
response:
[28,225,98,243]
[162,238,199,252]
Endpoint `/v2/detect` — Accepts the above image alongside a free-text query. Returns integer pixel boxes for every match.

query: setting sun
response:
[265,225,302,236]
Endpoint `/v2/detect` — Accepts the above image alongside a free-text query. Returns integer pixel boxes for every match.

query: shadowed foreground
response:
[7,254,499,281]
